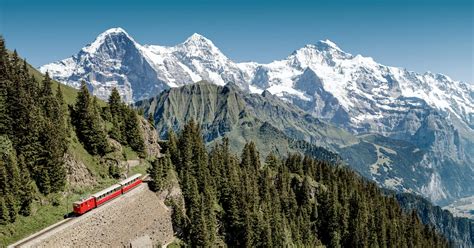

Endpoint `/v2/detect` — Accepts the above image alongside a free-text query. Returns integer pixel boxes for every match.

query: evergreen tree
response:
[71,81,109,156]
[0,196,8,225]
[108,87,122,118]
[124,108,145,157]
[38,73,67,193]
[17,155,34,216]
[148,157,163,192]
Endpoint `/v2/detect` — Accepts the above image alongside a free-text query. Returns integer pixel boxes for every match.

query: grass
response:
[122,146,139,160]
[129,160,150,176]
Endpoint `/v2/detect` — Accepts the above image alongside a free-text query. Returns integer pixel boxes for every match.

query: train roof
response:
[92,183,122,198]
[73,196,94,205]
[119,173,142,186]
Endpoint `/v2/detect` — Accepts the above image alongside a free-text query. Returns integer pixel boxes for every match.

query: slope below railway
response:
[11,183,174,247]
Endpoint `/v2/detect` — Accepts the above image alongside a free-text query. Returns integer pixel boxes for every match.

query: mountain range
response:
[136,82,474,207]
[39,28,474,205]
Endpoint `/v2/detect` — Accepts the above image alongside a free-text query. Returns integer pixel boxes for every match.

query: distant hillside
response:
[137,81,474,247]
[136,82,470,201]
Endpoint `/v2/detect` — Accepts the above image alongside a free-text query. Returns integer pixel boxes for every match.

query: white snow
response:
[39,28,473,133]
[82,27,135,54]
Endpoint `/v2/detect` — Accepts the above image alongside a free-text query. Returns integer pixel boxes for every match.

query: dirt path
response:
[17,184,174,248]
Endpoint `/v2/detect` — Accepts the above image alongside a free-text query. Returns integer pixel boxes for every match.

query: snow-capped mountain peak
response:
[177,33,227,61]
[315,39,343,51]
[81,27,136,54]
[39,29,474,203]
[183,33,214,46]
[40,29,473,132]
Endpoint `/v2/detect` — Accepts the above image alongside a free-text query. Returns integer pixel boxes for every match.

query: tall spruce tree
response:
[124,108,145,157]
[71,81,109,156]
[38,73,67,193]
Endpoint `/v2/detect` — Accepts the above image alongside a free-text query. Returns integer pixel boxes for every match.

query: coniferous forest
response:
[150,121,448,247]
[0,35,467,247]
[0,37,146,225]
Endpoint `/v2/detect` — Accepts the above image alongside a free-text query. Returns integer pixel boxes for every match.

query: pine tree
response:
[164,123,447,247]
[108,87,122,118]
[5,193,17,223]
[148,157,163,192]
[167,129,180,167]
[0,197,8,225]
[17,155,34,216]
[38,73,67,193]
[124,108,145,157]
[71,81,109,156]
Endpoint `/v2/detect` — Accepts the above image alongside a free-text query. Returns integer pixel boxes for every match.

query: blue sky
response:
[1,0,472,82]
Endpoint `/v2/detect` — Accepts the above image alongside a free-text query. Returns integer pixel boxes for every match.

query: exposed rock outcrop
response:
[139,118,161,159]
[63,153,96,188]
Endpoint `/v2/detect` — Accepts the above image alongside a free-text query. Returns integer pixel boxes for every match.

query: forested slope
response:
[0,37,153,245]
[150,121,449,247]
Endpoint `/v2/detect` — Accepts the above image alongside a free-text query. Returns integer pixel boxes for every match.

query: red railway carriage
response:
[72,174,143,215]
[93,184,122,206]
[119,174,142,193]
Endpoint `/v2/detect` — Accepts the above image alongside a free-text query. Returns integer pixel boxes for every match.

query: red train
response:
[73,173,142,215]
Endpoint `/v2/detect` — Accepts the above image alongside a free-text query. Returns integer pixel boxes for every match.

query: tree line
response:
[150,121,448,247]
[0,36,146,224]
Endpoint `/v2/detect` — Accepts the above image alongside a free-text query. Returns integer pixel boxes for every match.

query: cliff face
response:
[63,153,97,188]
[139,118,161,159]
[395,193,474,248]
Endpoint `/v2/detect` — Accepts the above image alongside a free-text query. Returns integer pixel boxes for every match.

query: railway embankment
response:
[11,183,174,247]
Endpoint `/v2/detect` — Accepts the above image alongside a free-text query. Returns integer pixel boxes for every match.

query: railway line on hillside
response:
[8,174,152,248]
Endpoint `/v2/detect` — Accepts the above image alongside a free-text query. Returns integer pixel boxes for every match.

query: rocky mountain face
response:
[41,28,473,204]
[136,82,474,205]
[395,192,474,248]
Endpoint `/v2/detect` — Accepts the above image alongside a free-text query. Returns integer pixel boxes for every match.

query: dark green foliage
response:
[0,37,149,225]
[37,73,68,193]
[124,108,145,157]
[108,164,121,179]
[0,136,23,223]
[107,87,146,157]
[70,81,109,156]
[168,199,187,237]
[0,38,65,220]
[164,121,448,247]
[0,197,8,225]
[148,157,163,192]
[17,156,34,216]
[108,88,122,118]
